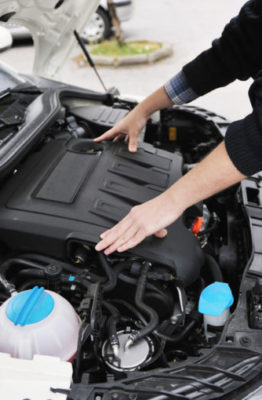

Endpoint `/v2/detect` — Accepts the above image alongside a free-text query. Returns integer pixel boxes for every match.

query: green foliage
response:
[90,40,161,57]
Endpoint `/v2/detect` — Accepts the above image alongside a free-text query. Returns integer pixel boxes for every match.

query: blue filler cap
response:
[198,282,234,317]
[6,286,54,326]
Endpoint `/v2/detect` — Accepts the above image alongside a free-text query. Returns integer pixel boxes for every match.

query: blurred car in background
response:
[82,0,133,42]
[8,0,133,44]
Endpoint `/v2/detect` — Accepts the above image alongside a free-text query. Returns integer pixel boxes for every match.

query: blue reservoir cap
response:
[6,286,54,326]
[198,282,234,317]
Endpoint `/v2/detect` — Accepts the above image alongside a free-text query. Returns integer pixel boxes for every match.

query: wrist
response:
[160,188,187,222]
[135,101,153,121]
[136,86,173,120]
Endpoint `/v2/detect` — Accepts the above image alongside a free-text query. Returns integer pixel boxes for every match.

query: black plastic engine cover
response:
[0,139,204,286]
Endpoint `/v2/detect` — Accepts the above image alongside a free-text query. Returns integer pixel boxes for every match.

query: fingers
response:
[94,127,119,142]
[95,196,172,255]
[102,225,138,255]
[95,215,133,253]
[128,133,138,152]
[96,222,167,256]
[154,229,168,238]
[113,133,125,142]
[94,123,138,153]
[118,228,167,253]
[117,230,146,253]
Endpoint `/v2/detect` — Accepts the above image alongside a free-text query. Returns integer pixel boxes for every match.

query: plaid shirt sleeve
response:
[164,71,198,105]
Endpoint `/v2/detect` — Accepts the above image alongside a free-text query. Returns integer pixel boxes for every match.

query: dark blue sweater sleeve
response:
[183,0,262,96]
[181,0,262,176]
[225,76,262,176]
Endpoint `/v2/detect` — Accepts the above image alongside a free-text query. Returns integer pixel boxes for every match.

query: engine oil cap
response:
[6,286,54,326]
[198,282,234,316]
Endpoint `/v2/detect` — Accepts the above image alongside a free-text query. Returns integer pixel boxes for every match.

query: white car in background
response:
[8,0,133,43]
[82,0,133,42]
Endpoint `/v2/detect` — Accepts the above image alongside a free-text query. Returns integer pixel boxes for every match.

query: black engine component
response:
[0,138,204,286]
[71,105,129,135]
[0,66,259,400]
[248,279,262,329]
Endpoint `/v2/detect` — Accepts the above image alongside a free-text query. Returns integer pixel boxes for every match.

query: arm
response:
[183,0,262,96]
[95,71,262,255]
[95,72,197,152]
[95,1,262,153]
[95,0,262,151]
[95,0,262,254]
[94,86,173,152]
[95,141,245,255]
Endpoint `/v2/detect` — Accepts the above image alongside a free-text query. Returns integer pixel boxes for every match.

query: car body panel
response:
[0,0,100,78]
[0,26,12,51]
[7,0,133,41]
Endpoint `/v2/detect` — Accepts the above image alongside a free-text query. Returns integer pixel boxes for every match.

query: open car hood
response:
[0,0,100,78]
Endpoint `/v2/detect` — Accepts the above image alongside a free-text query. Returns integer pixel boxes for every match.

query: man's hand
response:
[94,106,147,152]
[94,86,173,152]
[95,192,183,255]
[95,141,246,255]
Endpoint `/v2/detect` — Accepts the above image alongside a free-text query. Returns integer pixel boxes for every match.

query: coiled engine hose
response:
[126,262,159,347]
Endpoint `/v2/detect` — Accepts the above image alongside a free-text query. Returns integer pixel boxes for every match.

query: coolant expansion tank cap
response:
[6,286,54,326]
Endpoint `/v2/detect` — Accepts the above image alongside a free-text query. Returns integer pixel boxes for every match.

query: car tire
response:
[82,7,112,43]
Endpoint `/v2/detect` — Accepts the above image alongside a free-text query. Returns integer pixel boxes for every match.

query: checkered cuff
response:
[164,71,198,105]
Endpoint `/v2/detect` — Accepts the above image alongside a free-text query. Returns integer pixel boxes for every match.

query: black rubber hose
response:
[132,262,159,343]
[21,253,110,284]
[16,269,45,279]
[20,253,83,274]
[204,254,223,282]
[0,258,47,294]
[97,253,115,292]
[0,258,46,276]
[102,301,119,316]
[144,291,173,315]
[104,261,131,292]
[0,274,16,295]
[107,314,120,342]
[155,320,196,343]
[110,299,147,326]
[102,301,120,350]
[119,272,172,302]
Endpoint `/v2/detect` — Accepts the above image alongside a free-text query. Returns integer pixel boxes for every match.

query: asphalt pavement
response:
[0,0,251,121]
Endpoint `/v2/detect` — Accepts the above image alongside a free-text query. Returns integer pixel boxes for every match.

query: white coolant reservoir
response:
[0,286,81,361]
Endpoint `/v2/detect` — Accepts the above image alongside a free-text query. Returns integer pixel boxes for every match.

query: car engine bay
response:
[1,68,262,400]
